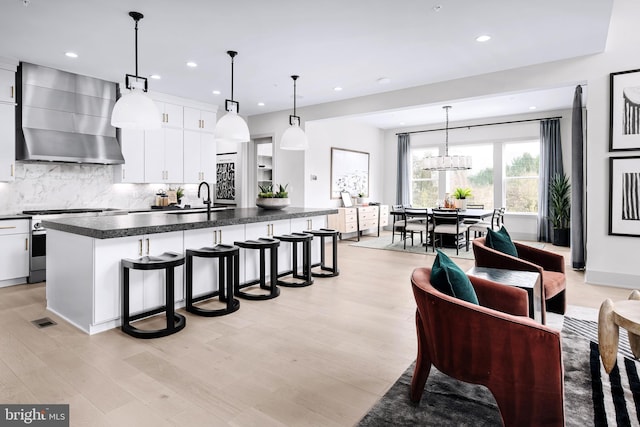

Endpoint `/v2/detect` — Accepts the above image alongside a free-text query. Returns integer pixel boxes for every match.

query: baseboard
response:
[585,269,639,289]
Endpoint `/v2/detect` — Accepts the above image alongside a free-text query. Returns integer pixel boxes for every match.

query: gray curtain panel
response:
[538,118,564,242]
[571,86,586,269]
[396,133,411,206]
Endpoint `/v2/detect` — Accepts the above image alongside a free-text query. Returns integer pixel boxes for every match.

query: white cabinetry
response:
[144,127,184,183]
[184,225,245,296]
[0,219,29,286]
[93,231,184,325]
[0,68,15,182]
[157,101,183,128]
[115,129,145,183]
[184,130,216,183]
[184,107,216,132]
[290,215,327,266]
[244,220,291,281]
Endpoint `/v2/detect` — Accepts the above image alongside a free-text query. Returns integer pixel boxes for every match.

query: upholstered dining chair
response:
[472,236,567,316]
[391,205,406,244]
[468,207,502,237]
[403,207,433,251]
[410,267,564,427]
[431,209,470,255]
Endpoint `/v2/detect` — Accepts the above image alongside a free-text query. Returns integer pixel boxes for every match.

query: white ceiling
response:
[0,0,610,126]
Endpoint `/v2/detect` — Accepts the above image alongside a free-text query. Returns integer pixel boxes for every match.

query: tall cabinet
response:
[114,95,217,184]
[0,64,16,182]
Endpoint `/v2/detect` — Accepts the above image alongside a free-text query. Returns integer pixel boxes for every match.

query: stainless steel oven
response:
[23,209,107,283]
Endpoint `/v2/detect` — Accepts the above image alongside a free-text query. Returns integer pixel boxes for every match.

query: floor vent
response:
[31,317,57,329]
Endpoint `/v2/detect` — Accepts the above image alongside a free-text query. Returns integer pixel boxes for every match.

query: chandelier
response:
[422,106,472,171]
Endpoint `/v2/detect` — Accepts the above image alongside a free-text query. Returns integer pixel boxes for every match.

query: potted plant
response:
[550,173,570,246]
[356,192,370,205]
[256,183,291,210]
[452,188,472,210]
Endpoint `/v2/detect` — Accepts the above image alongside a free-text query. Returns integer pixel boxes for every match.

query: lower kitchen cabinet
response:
[290,215,327,266]
[244,219,291,282]
[0,219,29,286]
[183,225,245,297]
[93,231,184,325]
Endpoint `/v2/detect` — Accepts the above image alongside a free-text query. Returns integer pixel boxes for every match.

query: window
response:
[448,144,493,209]
[503,141,540,213]
[411,147,438,207]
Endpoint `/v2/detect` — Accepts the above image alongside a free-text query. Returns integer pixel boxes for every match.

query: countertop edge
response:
[43,208,339,239]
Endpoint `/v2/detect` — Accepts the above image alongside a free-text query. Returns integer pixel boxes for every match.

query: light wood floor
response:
[0,234,634,426]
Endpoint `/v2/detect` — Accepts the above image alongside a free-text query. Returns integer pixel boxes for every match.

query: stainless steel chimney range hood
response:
[16,62,125,165]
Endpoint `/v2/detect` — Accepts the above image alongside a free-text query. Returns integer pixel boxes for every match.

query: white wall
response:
[247,0,640,288]
[305,119,384,208]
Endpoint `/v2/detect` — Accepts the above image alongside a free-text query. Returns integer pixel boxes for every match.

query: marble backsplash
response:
[0,163,208,215]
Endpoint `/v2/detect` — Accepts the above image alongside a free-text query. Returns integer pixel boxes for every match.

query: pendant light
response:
[422,106,472,171]
[214,51,250,143]
[280,75,308,150]
[111,11,161,130]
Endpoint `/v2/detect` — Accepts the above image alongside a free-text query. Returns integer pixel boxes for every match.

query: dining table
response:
[390,207,494,221]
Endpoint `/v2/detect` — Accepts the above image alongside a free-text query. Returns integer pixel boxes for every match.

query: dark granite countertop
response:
[42,207,338,239]
[0,214,31,220]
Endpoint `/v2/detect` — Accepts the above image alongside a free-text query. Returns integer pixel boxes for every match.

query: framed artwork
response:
[340,191,353,207]
[610,69,640,151]
[609,156,640,236]
[215,152,237,205]
[330,147,370,199]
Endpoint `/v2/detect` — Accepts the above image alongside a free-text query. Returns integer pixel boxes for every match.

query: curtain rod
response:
[395,116,563,136]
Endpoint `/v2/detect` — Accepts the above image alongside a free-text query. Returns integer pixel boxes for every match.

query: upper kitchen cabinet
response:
[0,66,15,182]
[183,107,216,132]
[183,130,216,183]
[145,127,183,183]
[114,129,145,183]
[156,101,183,128]
[0,68,16,103]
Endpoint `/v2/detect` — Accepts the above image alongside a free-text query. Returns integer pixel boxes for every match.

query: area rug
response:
[357,317,640,426]
[350,234,544,260]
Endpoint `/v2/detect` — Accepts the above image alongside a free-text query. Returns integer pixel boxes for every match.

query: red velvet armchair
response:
[410,267,564,427]
[472,236,567,317]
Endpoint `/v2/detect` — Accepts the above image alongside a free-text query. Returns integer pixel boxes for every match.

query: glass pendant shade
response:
[280,124,308,150]
[214,110,250,143]
[111,88,161,130]
[422,105,472,171]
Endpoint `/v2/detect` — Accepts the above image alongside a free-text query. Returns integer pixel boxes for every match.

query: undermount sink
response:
[167,207,228,215]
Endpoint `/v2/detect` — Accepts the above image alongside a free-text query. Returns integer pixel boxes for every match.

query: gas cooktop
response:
[22,208,107,215]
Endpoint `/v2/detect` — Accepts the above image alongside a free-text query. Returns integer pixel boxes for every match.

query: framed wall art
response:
[330,147,369,199]
[215,152,237,205]
[609,156,640,236]
[610,69,640,151]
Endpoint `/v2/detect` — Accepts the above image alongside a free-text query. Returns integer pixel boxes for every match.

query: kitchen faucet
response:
[197,181,211,218]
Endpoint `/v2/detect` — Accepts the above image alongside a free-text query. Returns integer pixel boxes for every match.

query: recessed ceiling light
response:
[377,77,391,85]
[334,86,343,92]
[529,106,537,110]
[65,52,78,58]
[150,74,161,80]
[186,61,198,68]
[257,102,265,107]
[212,90,221,95]
[399,122,406,126]
[475,35,491,42]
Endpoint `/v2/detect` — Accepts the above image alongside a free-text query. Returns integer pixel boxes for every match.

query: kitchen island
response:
[43,207,337,334]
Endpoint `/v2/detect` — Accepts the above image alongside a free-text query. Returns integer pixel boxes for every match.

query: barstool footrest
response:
[122,313,186,339]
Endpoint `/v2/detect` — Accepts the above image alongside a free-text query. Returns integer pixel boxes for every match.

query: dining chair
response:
[463,204,485,225]
[391,205,406,244]
[431,209,470,255]
[403,207,433,251]
[469,208,502,238]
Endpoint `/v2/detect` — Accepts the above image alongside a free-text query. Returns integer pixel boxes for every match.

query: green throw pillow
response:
[430,250,479,305]
[485,226,518,257]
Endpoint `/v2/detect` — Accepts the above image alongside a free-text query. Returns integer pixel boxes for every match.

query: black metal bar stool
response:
[307,228,340,278]
[185,244,240,317]
[234,237,280,300]
[121,252,186,339]
[274,232,314,287]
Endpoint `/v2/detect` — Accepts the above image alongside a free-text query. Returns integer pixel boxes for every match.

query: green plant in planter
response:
[452,187,472,199]
[550,172,570,246]
[550,173,570,228]
[258,183,289,198]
